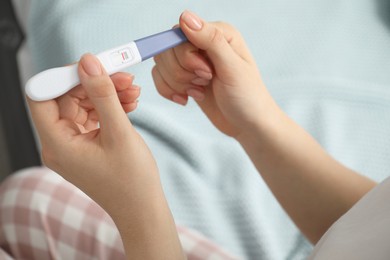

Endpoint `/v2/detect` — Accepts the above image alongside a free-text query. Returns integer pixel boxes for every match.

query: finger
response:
[27,98,61,138]
[154,48,196,93]
[152,66,188,106]
[172,42,213,81]
[154,44,212,92]
[27,96,82,153]
[108,73,140,106]
[78,53,132,136]
[110,72,135,92]
[172,24,214,76]
[211,21,254,63]
[69,72,134,101]
[60,80,138,130]
[70,74,139,109]
[179,11,250,75]
[82,109,100,132]
[154,52,208,103]
[117,85,141,105]
[78,86,140,113]
[122,101,139,113]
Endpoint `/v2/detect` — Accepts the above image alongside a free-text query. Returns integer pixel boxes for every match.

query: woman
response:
[2,10,387,259]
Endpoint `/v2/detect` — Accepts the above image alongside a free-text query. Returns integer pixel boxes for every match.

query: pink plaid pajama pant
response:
[0,167,238,260]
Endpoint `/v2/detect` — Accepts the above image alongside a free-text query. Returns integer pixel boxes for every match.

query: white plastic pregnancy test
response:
[26,28,188,101]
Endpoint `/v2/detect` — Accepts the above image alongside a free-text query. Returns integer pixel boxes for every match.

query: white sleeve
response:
[309,176,390,260]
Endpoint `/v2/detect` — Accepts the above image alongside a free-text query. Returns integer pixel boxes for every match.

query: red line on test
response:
[121,52,125,60]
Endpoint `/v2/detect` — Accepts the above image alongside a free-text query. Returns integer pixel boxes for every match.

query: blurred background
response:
[0,0,40,181]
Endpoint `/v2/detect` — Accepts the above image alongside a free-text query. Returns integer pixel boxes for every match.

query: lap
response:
[0,167,237,260]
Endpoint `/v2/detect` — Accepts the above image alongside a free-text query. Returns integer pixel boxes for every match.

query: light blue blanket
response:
[26,0,390,259]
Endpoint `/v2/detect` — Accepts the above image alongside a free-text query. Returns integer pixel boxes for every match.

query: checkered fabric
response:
[0,167,238,260]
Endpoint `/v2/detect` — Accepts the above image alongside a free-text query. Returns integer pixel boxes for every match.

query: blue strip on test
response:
[135,27,188,61]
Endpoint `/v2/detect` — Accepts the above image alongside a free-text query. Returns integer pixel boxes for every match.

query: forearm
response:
[237,103,377,244]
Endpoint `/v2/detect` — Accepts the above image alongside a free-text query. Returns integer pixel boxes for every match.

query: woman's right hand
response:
[153,10,278,138]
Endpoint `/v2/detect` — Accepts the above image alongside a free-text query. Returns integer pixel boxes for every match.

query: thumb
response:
[179,10,243,71]
[78,54,131,133]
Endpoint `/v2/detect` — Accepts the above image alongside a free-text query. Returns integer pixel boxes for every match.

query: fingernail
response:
[82,54,102,76]
[181,10,203,31]
[172,94,188,106]
[187,88,205,101]
[191,77,210,86]
[194,70,213,80]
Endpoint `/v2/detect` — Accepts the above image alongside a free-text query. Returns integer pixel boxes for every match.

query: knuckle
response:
[172,70,187,83]
[151,65,158,78]
[152,66,164,86]
[215,21,236,32]
[152,69,171,99]
[153,54,161,64]
[180,51,196,70]
[155,86,171,100]
[223,22,237,32]
[209,26,225,46]
[214,22,240,41]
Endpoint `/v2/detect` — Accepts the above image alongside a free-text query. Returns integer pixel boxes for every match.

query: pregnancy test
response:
[26,28,187,101]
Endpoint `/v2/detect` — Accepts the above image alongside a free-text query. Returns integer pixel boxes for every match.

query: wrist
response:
[107,178,184,259]
[101,170,163,215]
[235,97,286,148]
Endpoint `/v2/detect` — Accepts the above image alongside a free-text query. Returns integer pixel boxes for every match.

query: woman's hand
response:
[28,54,184,259]
[153,10,277,138]
[154,11,377,244]
[28,54,156,210]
